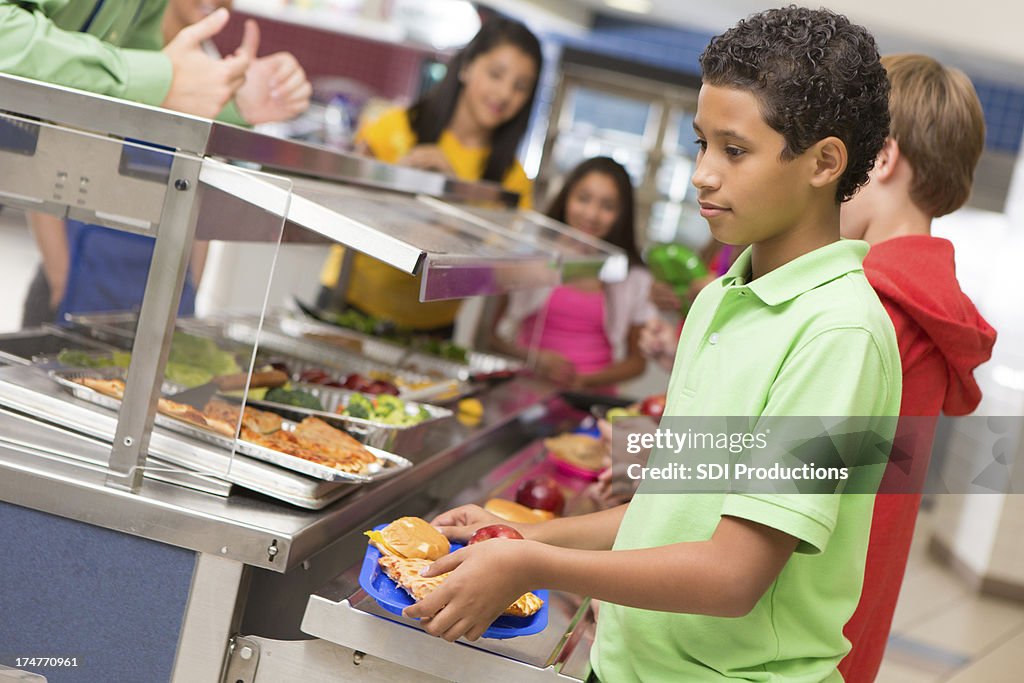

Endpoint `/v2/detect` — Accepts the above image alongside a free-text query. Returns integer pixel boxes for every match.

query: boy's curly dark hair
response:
[699,6,890,202]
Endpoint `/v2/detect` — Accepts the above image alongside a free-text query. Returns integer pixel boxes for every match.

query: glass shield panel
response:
[281,179,559,301]
[205,170,433,499]
[436,203,629,284]
[436,204,635,393]
[159,161,295,492]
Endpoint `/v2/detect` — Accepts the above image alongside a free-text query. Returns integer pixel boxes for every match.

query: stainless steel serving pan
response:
[49,368,413,484]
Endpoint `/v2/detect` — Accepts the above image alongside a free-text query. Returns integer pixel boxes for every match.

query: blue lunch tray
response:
[359,525,549,639]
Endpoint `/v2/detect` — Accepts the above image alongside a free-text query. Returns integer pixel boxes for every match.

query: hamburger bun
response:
[365,516,450,560]
[484,498,555,524]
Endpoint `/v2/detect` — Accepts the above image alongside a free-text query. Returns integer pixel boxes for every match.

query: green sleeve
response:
[762,327,897,418]
[217,99,249,126]
[121,0,168,52]
[0,3,172,106]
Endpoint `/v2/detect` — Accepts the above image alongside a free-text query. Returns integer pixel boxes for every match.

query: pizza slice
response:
[76,377,126,399]
[377,555,543,618]
[293,417,376,466]
[203,399,282,436]
[157,397,211,430]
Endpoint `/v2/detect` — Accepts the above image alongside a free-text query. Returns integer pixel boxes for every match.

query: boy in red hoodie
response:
[838,54,997,681]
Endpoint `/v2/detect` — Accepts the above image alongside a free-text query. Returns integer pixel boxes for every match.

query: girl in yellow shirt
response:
[318,17,542,332]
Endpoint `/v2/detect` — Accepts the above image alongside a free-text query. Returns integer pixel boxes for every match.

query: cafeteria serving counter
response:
[0,71,617,682]
[0,371,599,682]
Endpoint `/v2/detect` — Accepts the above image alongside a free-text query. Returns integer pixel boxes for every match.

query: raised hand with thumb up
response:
[161,8,252,118]
[233,20,312,124]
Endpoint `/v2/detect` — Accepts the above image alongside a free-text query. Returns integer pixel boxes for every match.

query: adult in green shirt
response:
[404,8,900,683]
[5,0,312,325]
[1,0,250,118]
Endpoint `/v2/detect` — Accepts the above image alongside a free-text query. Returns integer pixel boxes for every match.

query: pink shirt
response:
[518,285,613,374]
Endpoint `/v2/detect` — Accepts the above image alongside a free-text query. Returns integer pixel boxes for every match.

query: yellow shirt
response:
[319,108,533,330]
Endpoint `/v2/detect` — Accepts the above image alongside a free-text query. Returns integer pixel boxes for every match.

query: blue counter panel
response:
[0,501,197,683]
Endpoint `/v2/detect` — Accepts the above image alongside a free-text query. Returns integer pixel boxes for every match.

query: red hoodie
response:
[841,235,996,682]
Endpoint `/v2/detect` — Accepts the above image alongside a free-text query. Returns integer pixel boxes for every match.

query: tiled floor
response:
[876,509,1024,682]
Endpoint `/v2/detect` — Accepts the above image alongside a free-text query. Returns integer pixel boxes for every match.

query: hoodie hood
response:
[864,235,996,415]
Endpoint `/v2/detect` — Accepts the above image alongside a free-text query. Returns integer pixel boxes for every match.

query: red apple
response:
[640,394,667,419]
[468,524,524,545]
[515,477,565,515]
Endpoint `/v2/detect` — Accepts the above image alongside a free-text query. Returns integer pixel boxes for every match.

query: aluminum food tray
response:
[49,368,413,484]
[249,383,452,450]
[0,325,121,365]
[0,365,351,509]
[277,312,522,380]
[253,383,452,431]
[64,311,237,348]
[226,323,467,400]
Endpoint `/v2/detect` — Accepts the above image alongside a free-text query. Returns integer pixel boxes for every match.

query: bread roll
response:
[366,516,450,560]
[484,498,555,524]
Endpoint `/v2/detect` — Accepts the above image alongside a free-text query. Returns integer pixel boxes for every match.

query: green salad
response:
[317,308,470,363]
[338,393,431,426]
[57,331,241,388]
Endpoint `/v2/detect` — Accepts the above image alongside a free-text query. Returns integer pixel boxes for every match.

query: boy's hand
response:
[430,504,512,543]
[403,539,539,642]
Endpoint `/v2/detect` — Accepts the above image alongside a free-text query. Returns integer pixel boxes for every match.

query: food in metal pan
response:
[71,378,379,474]
[262,386,324,411]
[338,393,432,425]
[77,376,127,399]
[240,418,375,474]
[293,417,376,467]
[59,331,241,388]
[156,397,217,432]
[203,399,283,435]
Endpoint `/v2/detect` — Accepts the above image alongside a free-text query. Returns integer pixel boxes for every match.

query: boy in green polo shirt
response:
[410,8,900,681]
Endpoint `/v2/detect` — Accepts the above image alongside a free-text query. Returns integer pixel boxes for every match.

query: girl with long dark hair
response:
[490,157,656,391]
[318,18,543,333]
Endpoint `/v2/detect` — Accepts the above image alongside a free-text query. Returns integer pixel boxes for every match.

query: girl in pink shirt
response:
[490,157,655,391]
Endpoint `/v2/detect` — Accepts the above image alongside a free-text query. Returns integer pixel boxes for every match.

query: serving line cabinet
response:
[0,73,615,682]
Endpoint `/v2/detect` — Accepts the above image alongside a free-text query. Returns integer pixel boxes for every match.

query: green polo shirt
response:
[592,240,901,682]
[0,0,245,122]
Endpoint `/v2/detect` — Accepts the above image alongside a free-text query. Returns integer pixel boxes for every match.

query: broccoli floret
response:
[265,387,323,411]
[345,393,374,419]
[377,411,408,425]
[373,394,404,418]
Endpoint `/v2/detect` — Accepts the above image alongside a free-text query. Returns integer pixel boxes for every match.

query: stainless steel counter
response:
[0,376,561,572]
